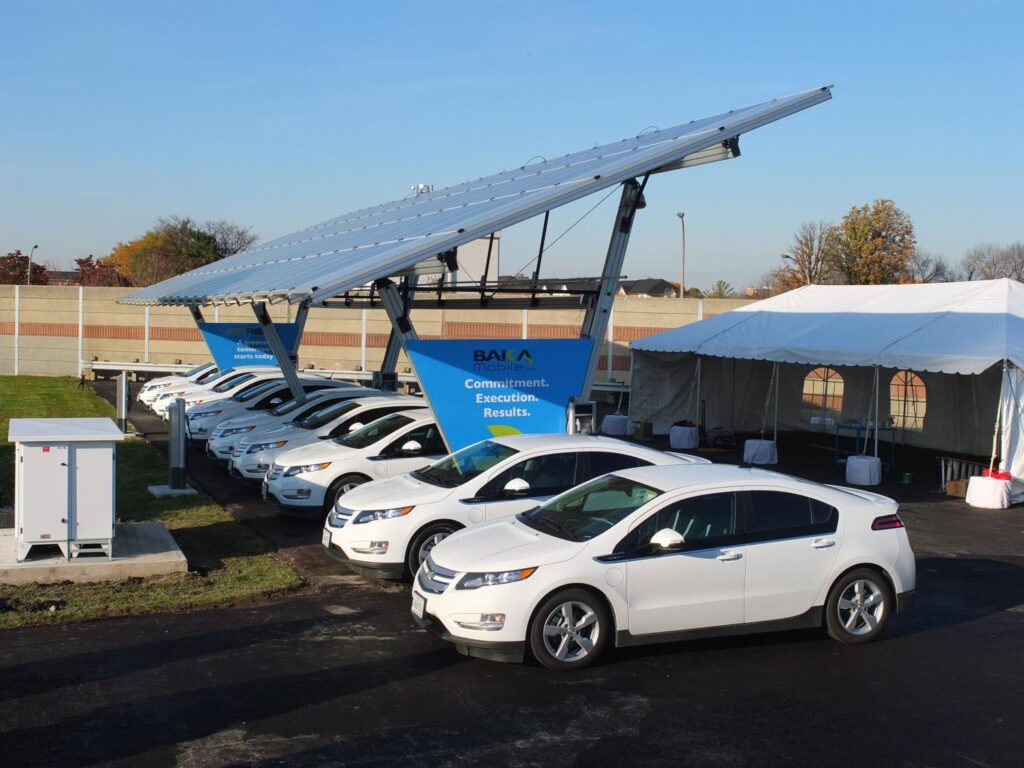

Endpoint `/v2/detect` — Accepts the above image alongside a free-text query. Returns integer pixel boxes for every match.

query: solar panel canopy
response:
[119,85,832,307]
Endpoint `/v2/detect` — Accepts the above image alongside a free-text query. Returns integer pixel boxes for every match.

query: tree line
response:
[0,217,257,286]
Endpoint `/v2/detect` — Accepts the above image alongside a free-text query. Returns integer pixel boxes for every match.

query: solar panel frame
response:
[119,85,832,307]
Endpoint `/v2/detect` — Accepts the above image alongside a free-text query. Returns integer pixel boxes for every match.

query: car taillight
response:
[871,514,904,530]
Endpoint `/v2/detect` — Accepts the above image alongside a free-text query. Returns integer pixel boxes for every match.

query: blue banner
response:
[198,323,301,370]
[407,338,593,451]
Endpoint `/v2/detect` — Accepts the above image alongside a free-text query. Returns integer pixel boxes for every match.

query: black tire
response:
[405,522,460,576]
[825,567,892,644]
[528,588,611,671]
[328,474,369,511]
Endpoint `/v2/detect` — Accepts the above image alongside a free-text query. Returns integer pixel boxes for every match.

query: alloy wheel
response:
[836,578,886,636]
[541,601,600,662]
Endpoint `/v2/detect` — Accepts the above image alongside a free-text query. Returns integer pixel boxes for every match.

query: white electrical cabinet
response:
[8,418,124,561]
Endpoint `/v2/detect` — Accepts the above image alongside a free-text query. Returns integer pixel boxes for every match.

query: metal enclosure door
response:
[72,443,115,540]
[21,443,70,544]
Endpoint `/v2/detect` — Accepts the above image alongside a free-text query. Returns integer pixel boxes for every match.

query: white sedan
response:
[230,395,425,481]
[411,463,916,670]
[150,367,281,417]
[264,410,446,516]
[138,362,218,406]
[206,387,379,461]
[324,434,709,580]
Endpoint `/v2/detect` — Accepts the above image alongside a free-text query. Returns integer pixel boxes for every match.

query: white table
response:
[965,475,1012,509]
[669,425,699,450]
[846,455,881,486]
[600,414,630,436]
[743,439,778,465]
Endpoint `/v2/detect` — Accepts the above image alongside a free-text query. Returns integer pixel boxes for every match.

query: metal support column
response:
[578,177,647,400]
[291,300,311,368]
[378,275,419,378]
[252,302,306,403]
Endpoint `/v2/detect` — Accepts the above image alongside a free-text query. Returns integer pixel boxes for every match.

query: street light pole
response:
[676,212,685,296]
[26,244,38,286]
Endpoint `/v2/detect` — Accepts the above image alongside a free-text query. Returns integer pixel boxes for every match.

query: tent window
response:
[801,367,844,425]
[891,371,926,431]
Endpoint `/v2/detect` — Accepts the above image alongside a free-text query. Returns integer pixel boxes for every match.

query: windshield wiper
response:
[528,515,576,540]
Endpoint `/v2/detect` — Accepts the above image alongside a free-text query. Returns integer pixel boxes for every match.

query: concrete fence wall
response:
[0,285,753,383]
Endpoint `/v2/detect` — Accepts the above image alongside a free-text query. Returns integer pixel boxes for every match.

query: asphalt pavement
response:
[1,384,1022,767]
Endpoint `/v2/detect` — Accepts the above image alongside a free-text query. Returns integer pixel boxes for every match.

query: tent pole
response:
[695,355,702,424]
[871,366,879,457]
[773,362,779,444]
[990,360,1007,471]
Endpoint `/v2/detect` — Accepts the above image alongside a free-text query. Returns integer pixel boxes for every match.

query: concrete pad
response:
[0,522,188,584]
[148,484,199,497]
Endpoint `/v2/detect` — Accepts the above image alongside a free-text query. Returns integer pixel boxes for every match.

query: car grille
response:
[417,556,457,595]
[267,465,283,481]
[327,507,352,528]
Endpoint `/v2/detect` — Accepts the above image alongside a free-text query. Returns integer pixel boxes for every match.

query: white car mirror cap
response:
[348,422,363,432]
[650,528,686,550]
[401,440,422,454]
[504,478,531,496]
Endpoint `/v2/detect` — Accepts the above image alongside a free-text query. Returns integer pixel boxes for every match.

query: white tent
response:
[629,280,1024,481]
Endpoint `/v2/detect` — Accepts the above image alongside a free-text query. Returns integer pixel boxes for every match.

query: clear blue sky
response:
[2,0,1021,290]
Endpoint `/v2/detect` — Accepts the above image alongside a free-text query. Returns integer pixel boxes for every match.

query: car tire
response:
[328,474,369,511]
[825,568,892,644]
[406,522,460,576]
[528,588,611,671]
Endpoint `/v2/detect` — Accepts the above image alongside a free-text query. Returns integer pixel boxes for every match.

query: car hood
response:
[275,440,356,466]
[336,473,454,510]
[238,423,301,446]
[217,412,276,431]
[429,518,584,572]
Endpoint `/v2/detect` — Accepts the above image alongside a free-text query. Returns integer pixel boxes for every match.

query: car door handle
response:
[812,538,835,549]
[716,551,742,561]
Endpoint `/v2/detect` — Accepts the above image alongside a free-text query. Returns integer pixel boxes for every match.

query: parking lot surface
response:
[1,386,1022,767]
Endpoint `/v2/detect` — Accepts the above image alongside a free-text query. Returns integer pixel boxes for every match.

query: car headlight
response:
[457,567,537,590]
[189,410,221,420]
[220,426,255,437]
[247,440,288,453]
[353,506,414,524]
[283,462,331,476]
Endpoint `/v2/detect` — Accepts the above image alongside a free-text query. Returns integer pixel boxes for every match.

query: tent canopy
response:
[631,280,1024,376]
[118,86,832,307]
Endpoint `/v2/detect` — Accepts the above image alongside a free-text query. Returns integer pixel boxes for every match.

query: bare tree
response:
[779,220,838,287]
[907,249,953,283]
[960,243,1024,281]
[205,219,259,256]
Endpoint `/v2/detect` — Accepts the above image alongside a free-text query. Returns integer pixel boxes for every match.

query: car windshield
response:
[272,392,330,417]
[334,413,414,449]
[212,372,256,393]
[517,474,662,542]
[411,440,519,489]
[233,380,280,402]
[185,362,212,377]
[294,399,357,429]
[196,368,223,384]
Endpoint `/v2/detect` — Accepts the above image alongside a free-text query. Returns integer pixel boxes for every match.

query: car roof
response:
[489,433,693,459]
[611,463,894,507]
[346,394,425,408]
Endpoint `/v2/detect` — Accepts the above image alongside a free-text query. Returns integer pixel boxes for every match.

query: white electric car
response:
[186,377,355,441]
[264,410,446,515]
[138,362,218,406]
[206,386,380,461]
[150,367,282,417]
[411,464,916,670]
[324,434,710,580]
[230,395,426,482]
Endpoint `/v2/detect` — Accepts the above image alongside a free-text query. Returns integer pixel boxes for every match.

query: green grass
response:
[0,376,302,628]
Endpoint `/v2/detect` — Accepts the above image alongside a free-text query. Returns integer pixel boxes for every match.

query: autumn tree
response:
[777,220,838,289]
[0,251,49,285]
[76,255,128,286]
[832,199,916,284]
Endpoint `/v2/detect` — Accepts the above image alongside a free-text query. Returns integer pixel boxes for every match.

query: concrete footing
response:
[148,484,199,497]
[0,522,188,584]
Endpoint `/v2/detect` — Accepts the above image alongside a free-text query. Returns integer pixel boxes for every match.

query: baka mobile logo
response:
[472,347,535,371]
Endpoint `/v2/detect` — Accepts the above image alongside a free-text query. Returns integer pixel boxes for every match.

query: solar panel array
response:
[120,86,832,307]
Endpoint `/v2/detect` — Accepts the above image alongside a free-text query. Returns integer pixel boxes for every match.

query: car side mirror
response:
[269,398,283,406]
[503,478,531,497]
[348,422,363,432]
[650,528,686,551]
[400,440,422,455]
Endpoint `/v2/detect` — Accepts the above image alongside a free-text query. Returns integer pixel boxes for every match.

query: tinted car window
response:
[480,452,579,498]
[412,441,519,489]
[579,451,651,482]
[212,372,255,393]
[743,491,838,540]
[384,423,446,456]
[615,492,738,554]
[330,405,423,438]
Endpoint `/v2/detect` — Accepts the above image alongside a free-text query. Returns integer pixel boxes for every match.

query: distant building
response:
[617,279,679,298]
[46,270,81,286]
